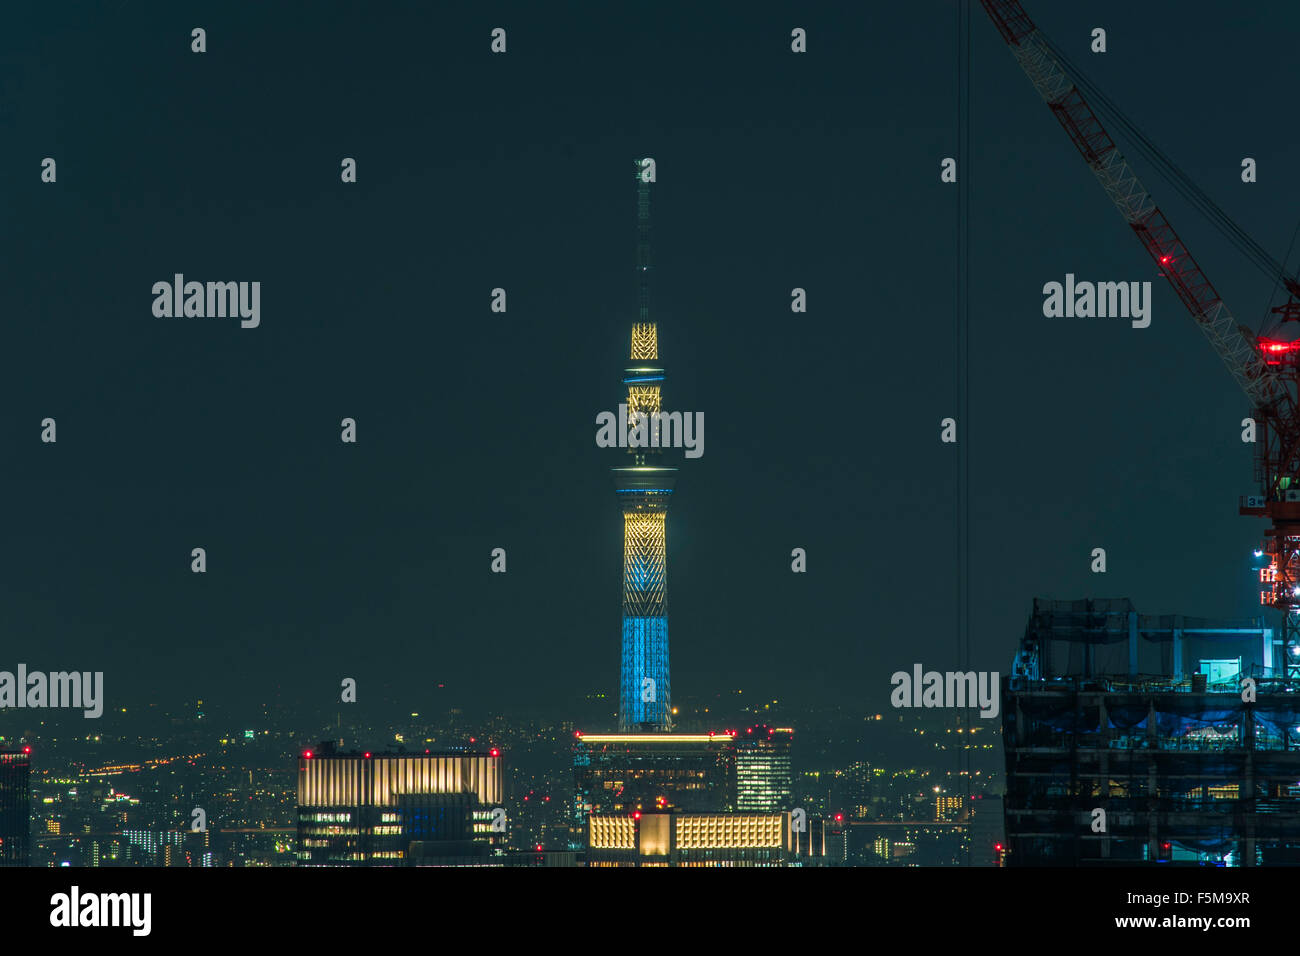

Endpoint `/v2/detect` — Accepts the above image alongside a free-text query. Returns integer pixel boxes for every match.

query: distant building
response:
[586,811,788,867]
[735,726,793,812]
[790,813,847,866]
[571,732,736,848]
[0,749,30,867]
[969,794,1005,867]
[855,822,966,866]
[840,761,872,818]
[296,743,503,866]
[934,795,964,822]
[123,829,186,865]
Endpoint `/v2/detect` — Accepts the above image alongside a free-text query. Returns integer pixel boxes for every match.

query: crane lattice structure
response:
[982,0,1300,676]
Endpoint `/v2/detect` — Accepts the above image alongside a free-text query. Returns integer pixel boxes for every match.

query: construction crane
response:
[979,0,1300,675]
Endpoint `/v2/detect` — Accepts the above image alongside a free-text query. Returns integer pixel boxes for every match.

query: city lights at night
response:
[0,0,1282,943]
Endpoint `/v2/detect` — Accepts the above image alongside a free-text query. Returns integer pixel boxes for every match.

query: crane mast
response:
[980,0,1300,674]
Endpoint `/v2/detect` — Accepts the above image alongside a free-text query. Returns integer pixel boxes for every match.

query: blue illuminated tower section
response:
[616,159,676,731]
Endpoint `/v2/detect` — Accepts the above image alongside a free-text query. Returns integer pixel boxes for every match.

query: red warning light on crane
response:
[1258,338,1300,366]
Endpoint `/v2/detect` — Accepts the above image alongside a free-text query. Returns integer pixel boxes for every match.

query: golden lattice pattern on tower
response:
[623,512,667,616]
[627,324,661,442]
[627,385,661,419]
[630,322,658,360]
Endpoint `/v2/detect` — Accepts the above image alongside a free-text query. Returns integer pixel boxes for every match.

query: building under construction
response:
[1001,597,1300,866]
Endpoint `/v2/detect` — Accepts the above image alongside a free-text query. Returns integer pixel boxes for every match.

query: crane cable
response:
[1044,34,1287,283]
[1037,33,1300,325]
[1260,217,1300,327]
[956,0,972,865]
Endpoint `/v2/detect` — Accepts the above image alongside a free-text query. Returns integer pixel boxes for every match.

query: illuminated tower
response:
[616,159,676,731]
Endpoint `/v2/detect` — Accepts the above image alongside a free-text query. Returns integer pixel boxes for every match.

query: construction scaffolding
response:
[1004,598,1300,866]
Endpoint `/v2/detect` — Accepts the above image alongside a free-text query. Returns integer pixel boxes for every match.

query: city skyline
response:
[1,0,1297,907]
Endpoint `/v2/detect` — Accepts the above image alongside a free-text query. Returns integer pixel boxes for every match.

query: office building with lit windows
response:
[296,742,504,866]
[734,725,793,812]
[0,748,31,867]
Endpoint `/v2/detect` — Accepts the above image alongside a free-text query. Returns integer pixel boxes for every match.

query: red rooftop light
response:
[22,746,32,755]
[363,752,372,759]
[303,750,313,759]
[490,748,500,757]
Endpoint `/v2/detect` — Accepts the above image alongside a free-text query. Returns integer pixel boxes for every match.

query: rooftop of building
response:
[300,741,500,760]
[1011,596,1278,687]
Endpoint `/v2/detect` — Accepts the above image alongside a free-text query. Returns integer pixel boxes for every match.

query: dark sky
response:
[2,1,1296,720]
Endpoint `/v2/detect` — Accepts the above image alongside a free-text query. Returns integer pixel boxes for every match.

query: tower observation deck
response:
[616,159,676,731]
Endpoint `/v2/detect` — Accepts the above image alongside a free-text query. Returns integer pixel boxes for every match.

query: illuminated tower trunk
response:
[616,161,676,731]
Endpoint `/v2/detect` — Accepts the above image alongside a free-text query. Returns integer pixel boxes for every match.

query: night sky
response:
[2,1,1297,720]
